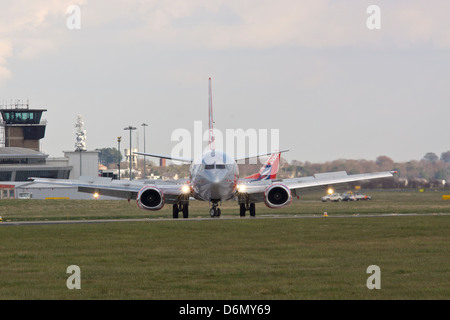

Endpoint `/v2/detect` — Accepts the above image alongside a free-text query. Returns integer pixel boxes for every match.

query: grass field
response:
[1,189,450,300]
[2,189,450,221]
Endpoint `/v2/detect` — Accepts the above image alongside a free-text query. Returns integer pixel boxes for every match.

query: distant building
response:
[0,103,104,199]
[0,104,72,182]
[0,183,15,199]
[64,150,99,180]
[0,104,47,151]
[125,148,138,166]
[0,147,71,181]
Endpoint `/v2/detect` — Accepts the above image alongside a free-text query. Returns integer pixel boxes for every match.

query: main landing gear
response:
[174,201,256,219]
[173,204,189,219]
[239,203,256,217]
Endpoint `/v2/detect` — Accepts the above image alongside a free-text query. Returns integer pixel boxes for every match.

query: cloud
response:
[385,2,450,48]
[1,0,450,81]
[102,0,450,49]
[0,0,86,78]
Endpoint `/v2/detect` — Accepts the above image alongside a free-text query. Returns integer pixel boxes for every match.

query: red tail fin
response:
[245,152,281,180]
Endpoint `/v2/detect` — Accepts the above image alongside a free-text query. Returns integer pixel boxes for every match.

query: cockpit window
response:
[204,163,226,169]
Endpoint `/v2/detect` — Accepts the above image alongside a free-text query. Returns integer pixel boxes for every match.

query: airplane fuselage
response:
[190,150,239,203]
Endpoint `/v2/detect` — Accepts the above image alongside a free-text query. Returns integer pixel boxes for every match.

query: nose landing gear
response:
[209,202,221,218]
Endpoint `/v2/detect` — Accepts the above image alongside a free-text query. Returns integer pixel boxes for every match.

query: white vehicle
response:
[354,192,372,200]
[33,78,395,218]
[321,193,343,202]
[18,192,33,199]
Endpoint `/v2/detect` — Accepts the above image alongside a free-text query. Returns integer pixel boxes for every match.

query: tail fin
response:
[245,152,281,181]
[208,77,215,153]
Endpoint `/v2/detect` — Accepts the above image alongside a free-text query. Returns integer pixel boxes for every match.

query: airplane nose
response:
[201,170,231,200]
[207,175,225,192]
[204,170,225,183]
[210,181,221,197]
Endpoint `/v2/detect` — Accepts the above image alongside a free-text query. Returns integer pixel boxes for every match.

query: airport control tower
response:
[0,101,47,152]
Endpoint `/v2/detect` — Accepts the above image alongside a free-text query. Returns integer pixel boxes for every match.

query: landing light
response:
[93,192,99,199]
[237,184,247,193]
[181,185,190,194]
[327,188,334,195]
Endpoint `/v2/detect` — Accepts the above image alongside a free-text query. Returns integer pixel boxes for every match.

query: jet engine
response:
[137,186,165,210]
[264,183,292,209]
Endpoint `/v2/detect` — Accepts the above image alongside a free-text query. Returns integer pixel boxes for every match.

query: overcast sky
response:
[1,0,449,163]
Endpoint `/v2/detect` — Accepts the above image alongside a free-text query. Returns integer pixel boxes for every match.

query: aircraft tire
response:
[249,203,256,217]
[173,204,179,219]
[239,204,246,217]
[182,204,189,219]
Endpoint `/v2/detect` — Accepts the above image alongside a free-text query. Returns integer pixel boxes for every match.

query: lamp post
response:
[141,123,148,178]
[117,136,121,180]
[124,126,137,180]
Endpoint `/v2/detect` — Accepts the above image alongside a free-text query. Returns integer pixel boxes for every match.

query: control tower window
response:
[1,110,43,125]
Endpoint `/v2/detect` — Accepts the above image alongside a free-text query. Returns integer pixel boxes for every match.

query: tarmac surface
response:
[1,213,448,226]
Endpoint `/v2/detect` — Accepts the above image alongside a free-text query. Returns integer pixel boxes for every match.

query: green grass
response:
[2,189,450,221]
[1,189,450,299]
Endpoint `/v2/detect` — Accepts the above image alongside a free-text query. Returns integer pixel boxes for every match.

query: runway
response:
[1,212,448,226]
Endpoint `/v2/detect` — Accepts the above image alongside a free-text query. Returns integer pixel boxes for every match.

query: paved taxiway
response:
[1,213,448,226]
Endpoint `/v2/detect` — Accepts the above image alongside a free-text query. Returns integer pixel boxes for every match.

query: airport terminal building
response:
[0,103,102,199]
[0,147,71,182]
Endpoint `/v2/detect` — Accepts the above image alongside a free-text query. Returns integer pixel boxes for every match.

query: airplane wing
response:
[234,149,289,162]
[31,176,189,204]
[134,152,192,163]
[280,170,395,192]
[237,170,396,203]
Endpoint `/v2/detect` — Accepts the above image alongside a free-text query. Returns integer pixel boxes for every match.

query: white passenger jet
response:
[33,78,395,218]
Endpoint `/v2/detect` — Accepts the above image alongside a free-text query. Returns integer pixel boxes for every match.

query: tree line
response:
[281,152,450,189]
[97,147,450,188]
